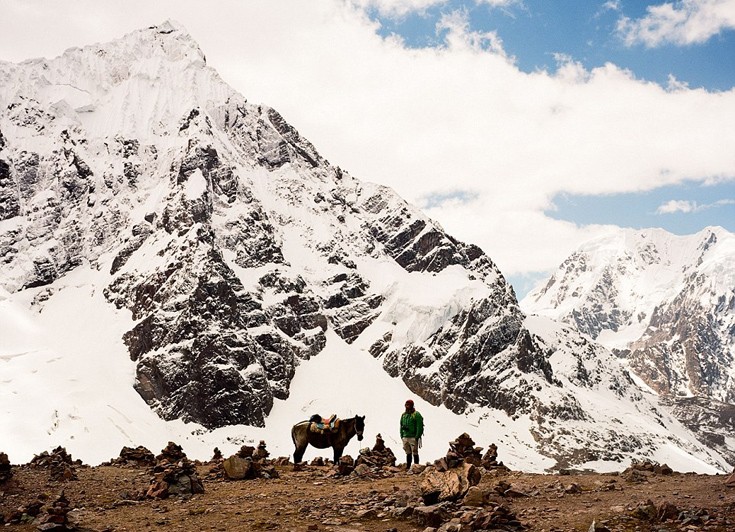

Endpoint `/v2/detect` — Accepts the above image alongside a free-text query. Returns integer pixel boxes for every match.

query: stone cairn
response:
[414,433,525,531]
[434,432,509,472]
[0,452,12,483]
[211,447,223,461]
[205,447,224,479]
[221,441,279,480]
[29,447,79,482]
[105,445,156,468]
[35,491,73,531]
[481,442,510,471]
[356,433,397,469]
[146,442,204,499]
[336,434,398,479]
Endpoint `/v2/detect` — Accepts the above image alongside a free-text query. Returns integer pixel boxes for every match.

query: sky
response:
[1,0,734,297]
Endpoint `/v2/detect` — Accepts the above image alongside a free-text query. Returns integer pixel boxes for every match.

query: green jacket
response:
[400,410,424,439]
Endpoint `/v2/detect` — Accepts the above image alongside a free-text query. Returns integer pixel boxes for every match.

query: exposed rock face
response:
[371,289,526,414]
[627,279,733,402]
[665,396,735,467]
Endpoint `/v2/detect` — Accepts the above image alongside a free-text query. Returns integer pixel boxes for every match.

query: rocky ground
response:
[1,436,735,532]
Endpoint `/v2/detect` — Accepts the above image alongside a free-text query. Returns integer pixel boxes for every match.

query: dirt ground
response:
[2,456,735,532]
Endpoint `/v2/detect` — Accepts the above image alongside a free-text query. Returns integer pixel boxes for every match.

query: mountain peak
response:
[48,19,205,68]
[153,19,188,34]
[0,20,222,139]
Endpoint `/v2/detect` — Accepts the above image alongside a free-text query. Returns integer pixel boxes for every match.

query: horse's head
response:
[355,415,365,441]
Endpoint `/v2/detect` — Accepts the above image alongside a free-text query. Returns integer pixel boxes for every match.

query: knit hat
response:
[405,399,414,407]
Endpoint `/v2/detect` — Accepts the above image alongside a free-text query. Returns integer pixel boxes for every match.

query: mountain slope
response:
[0,22,729,472]
[522,226,735,464]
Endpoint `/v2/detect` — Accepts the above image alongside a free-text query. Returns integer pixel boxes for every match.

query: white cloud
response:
[348,0,521,19]
[666,73,691,90]
[595,0,622,19]
[475,0,522,7]
[617,0,735,47]
[436,9,512,56]
[0,0,734,276]
[657,198,735,213]
[657,199,699,213]
[349,0,447,17]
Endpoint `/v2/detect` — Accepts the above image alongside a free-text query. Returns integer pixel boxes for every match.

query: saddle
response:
[308,414,339,433]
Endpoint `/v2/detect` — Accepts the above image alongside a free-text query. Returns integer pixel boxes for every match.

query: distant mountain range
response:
[0,21,730,471]
[522,226,735,464]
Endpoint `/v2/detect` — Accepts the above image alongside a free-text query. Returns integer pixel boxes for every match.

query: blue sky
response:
[1,0,734,296]
[374,1,735,90]
[549,181,735,233]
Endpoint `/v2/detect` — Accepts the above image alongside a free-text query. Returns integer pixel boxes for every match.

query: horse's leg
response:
[294,441,307,464]
[333,446,343,463]
[293,427,308,464]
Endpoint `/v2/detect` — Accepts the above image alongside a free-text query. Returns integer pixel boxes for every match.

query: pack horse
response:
[291,415,365,463]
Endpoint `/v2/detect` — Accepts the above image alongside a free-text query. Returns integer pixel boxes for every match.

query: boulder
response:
[337,455,355,476]
[420,462,481,504]
[223,455,253,480]
[352,463,372,477]
[413,504,449,528]
[462,486,486,507]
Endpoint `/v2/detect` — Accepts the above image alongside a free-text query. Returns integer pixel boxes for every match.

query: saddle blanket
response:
[308,414,339,433]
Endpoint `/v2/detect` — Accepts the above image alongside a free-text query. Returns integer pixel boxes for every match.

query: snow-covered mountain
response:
[522,226,735,463]
[0,22,730,472]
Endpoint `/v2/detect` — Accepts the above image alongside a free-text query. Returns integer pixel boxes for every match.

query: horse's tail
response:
[291,423,301,446]
[291,420,309,445]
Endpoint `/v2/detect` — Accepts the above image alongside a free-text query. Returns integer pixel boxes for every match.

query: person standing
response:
[400,399,423,469]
